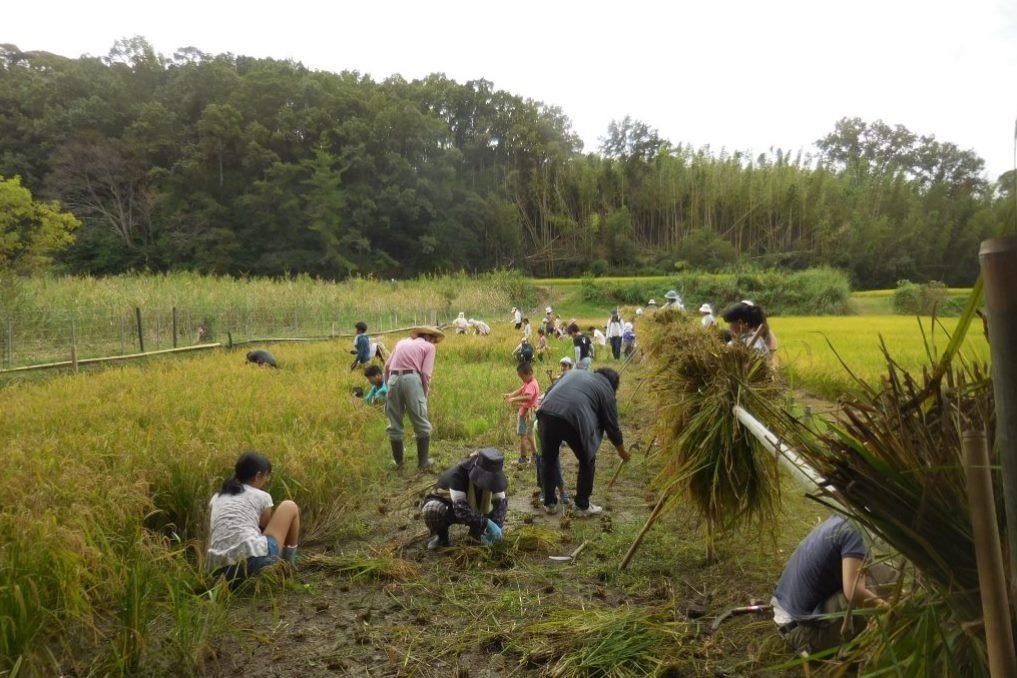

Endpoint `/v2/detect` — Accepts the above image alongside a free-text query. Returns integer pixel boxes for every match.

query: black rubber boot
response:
[390,439,404,469]
[427,531,450,550]
[416,436,433,470]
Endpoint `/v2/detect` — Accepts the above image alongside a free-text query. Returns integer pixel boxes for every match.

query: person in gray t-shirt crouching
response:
[771,515,897,657]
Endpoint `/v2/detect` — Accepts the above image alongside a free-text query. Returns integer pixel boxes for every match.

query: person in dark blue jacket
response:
[350,321,372,371]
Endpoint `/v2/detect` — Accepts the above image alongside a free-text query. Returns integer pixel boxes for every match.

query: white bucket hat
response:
[699,303,713,314]
[559,356,573,366]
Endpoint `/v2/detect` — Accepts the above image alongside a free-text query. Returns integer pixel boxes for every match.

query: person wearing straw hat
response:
[662,290,685,312]
[384,326,444,470]
[421,448,509,549]
[699,303,717,328]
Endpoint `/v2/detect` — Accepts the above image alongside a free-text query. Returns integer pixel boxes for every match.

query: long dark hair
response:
[219,451,272,496]
[721,301,767,329]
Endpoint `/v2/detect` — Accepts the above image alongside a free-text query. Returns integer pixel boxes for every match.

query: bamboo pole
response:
[732,405,839,501]
[979,236,1017,597]
[962,429,1017,678]
[0,343,223,374]
[620,492,670,570]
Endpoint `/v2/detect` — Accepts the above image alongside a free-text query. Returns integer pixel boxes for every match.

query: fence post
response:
[172,307,178,348]
[70,319,78,373]
[227,331,233,349]
[155,314,161,350]
[980,236,1017,601]
[135,307,145,353]
[119,315,126,355]
[5,319,11,368]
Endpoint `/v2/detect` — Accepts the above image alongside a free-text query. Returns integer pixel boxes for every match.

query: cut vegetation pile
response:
[642,310,784,558]
[516,606,690,677]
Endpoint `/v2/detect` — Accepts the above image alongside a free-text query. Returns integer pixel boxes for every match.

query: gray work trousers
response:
[385,372,432,441]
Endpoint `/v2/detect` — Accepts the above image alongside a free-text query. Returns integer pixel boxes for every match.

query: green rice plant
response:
[515,606,689,677]
[643,310,784,558]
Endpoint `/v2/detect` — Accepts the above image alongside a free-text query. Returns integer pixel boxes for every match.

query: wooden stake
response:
[620,492,670,570]
[172,307,178,348]
[135,307,145,353]
[70,319,77,372]
[963,429,1017,678]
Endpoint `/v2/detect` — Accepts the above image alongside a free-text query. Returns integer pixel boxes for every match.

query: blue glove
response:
[485,519,504,543]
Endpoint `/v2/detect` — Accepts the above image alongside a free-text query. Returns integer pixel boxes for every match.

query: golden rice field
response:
[0,274,992,675]
[772,314,989,398]
[0,323,588,674]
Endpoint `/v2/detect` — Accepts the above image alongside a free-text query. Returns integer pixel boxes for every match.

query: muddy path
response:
[210,446,668,677]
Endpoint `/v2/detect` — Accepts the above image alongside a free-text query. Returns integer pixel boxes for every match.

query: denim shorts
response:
[217,535,279,581]
[517,413,533,436]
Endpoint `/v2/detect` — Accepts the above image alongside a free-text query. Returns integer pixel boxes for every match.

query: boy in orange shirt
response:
[504,361,540,465]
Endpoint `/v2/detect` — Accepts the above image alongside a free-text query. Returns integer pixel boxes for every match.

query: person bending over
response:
[536,367,629,517]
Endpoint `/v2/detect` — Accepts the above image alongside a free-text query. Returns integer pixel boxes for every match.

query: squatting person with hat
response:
[384,326,444,470]
[421,448,508,549]
[536,367,629,516]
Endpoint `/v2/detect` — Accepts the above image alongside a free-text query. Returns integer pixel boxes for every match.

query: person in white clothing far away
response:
[468,318,491,335]
[606,310,624,360]
[511,307,522,329]
[699,303,717,328]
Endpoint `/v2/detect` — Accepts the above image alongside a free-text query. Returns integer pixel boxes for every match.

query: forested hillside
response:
[1,38,1012,286]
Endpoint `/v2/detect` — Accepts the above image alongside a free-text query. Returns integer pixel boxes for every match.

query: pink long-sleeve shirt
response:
[384,337,437,394]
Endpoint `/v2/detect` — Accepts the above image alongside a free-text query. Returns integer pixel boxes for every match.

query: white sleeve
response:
[259,489,274,512]
[493,492,506,500]
[449,489,468,503]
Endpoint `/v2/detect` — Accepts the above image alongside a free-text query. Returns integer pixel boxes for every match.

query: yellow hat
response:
[409,326,445,343]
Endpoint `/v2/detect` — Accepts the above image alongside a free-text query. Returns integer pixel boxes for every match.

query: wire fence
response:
[0,306,465,370]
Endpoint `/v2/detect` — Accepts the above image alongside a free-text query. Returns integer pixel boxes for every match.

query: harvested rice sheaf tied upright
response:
[644,309,784,536]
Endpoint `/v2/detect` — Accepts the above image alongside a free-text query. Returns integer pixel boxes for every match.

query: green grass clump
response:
[516,606,689,677]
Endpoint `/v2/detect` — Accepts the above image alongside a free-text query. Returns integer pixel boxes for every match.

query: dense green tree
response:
[0,175,79,273]
[0,40,1006,286]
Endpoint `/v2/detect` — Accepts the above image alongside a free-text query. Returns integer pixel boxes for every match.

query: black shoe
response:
[416,436,433,470]
[427,534,450,550]
[390,439,404,468]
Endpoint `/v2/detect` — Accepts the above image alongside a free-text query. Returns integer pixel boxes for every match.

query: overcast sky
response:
[8,0,1017,179]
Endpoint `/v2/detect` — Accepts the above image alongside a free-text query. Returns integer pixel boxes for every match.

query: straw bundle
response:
[644,310,784,554]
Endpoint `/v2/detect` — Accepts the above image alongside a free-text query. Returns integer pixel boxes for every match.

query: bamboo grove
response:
[1,39,1012,285]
